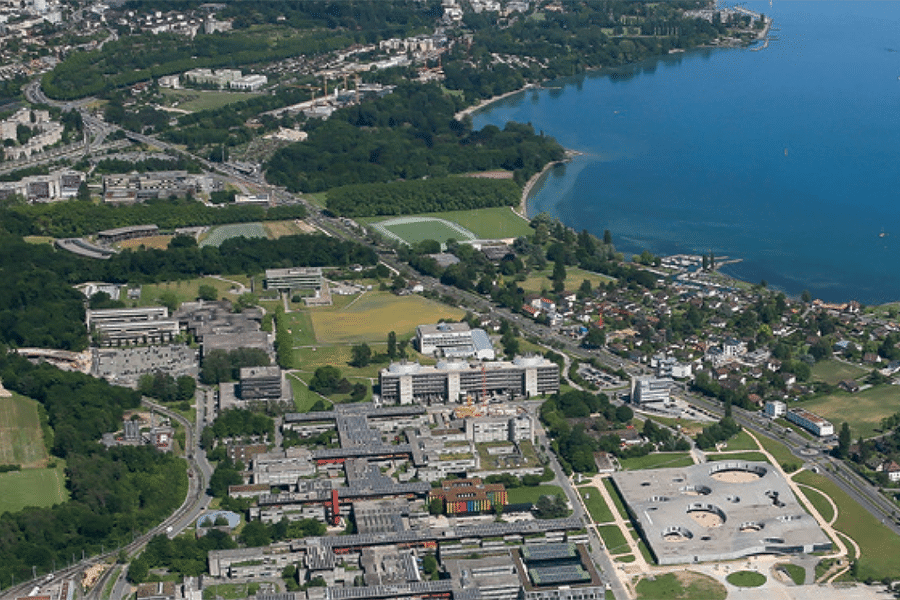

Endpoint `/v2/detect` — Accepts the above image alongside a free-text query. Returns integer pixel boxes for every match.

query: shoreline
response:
[515,149,581,221]
[454,84,537,121]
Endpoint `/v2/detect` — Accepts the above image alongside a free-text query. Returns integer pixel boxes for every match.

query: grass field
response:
[263,220,305,238]
[0,393,48,467]
[137,275,248,307]
[308,291,464,344]
[719,429,760,451]
[793,470,900,581]
[160,89,264,113]
[618,452,694,471]
[23,235,55,245]
[578,487,615,523]
[810,360,867,385]
[635,571,726,600]
[756,433,802,471]
[778,563,807,585]
[117,235,173,250]
[795,483,835,523]
[602,478,628,520]
[199,223,268,248]
[506,484,564,505]
[799,385,900,439]
[517,267,615,295]
[359,207,533,240]
[705,451,770,463]
[381,219,475,245]
[0,462,68,514]
[725,571,766,587]
[596,524,629,554]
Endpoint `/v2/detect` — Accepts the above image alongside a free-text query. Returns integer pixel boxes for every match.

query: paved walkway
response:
[583,474,651,577]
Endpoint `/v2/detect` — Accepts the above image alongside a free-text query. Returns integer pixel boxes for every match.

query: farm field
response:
[117,235,174,250]
[0,393,49,467]
[137,275,249,307]
[517,266,615,295]
[0,462,68,514]
[263,220,305,238]
[199,222,268,247]
[618,452,694,471]
[793,469,900,581]
[810,360,867,385]
[358,207,533,240]
[799,384,900,439]
[307,291,464,344]
[160,89,264,112]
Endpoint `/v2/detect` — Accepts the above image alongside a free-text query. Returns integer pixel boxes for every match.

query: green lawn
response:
[778,563,807,585]
[725,571,766,588]
[0,462,68,514]
[635,572,726,600]
[358,206,533,240]
[282,310,317,347]
[615,554,635,563]
[137,275,249,307]
[199,223,268,248]
[799,385,900,439]
[602,478,628,520]
[287,374,329,413]
[381,219,475,245]
[595,524,629,554]
[307,291,465,344]
[506,484,564,505]
[810,360,867,385]
[755,432,802,472]
[796,482,835,523]
[618,452,694,471]
[160,89,265,112]
[517,267,615,295]
[0,393,48,468]
[719,429,760,451]
[578,487,614,523]
[793,470,900,581]
[705,452,770,463]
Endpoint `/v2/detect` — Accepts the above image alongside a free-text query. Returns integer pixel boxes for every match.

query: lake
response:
[471,1,900,305]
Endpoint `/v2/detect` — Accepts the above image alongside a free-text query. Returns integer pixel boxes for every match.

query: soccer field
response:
[199,223,268,247]
[374,217,476,246]
[361,207,533,241]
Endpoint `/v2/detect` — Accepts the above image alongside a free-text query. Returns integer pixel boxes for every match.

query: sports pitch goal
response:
[372,217,477,245]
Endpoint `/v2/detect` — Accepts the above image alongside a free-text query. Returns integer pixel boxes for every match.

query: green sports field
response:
[199,223,268,248]
[0,463,68,514]
[0,393,49,468]
[382,220,473,245]
[359,207,533,241]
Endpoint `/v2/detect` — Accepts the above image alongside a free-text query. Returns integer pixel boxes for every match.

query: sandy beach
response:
[453,84,536,121]
[515,149,581,220]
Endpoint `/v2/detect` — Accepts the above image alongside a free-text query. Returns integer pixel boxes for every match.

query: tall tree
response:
[837,422,851,459]
[387,331,397,360]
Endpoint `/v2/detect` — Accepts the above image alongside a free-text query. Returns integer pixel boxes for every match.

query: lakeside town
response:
[2,3,900,600]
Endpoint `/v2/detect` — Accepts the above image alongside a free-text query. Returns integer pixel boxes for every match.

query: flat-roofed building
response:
[428,477,507,514]
[230,74,267,91]
[764,400,786,418]
[265,267,323,291]
[239,366,283,400]
[630,375,671,405]
[87,307,179,347]
[379,356,559,405]
[97,224,160,243]
[786,408,834,437]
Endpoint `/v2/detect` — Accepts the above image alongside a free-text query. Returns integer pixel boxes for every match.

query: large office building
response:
[630,376,671,405]
[378,356,559,405]
[786,408,834,437]
[238,366,284,401]
[86,307,179,347]
[264,267,324,292]
[416,322,495,360]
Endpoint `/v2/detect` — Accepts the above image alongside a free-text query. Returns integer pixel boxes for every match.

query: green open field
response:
[0,393,48,468]
[0,462,68,514]
[160,89,265,112]
[793,470,900,581]
[635,572,726,600]
[596,524,629,554]
[705,452,770,463]
[517,267,615,295]
[810,360,867,385]
[137,275,249,307]
[725,571,766,588]
[359,207,533,241]
[199,223,268,248]
[578,486,614,523]
[795,482,835,523]
[798,385,900,439]
[619,452,694,471]
[381,219,476,245]
[602,478,628,519]
[506,484,564,505]
[718,429,760,451]
[755,433,802,471]
[308,291,465,344]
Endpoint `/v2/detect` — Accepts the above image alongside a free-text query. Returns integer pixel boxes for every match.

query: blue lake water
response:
[471,1,900,305]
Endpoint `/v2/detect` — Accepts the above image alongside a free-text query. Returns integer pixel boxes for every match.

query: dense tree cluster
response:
[0,352,187,586]
[200,348,270,385]
[695,416,741,450]
[127,530,236,582]
[265,83,564,192]
[326,177,519,217]
[138,371,196,405]
[2,197,306,238]
[92,155,203,175]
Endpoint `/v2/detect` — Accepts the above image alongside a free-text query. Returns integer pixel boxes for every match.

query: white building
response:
[786,408,834,437]
[651,354,692,379]
[416,322,495,360]
[723,338,747,358]
[630,376,671,405]
[764,400,786,418]
[229,74,267,91]
[464,413,534,444]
